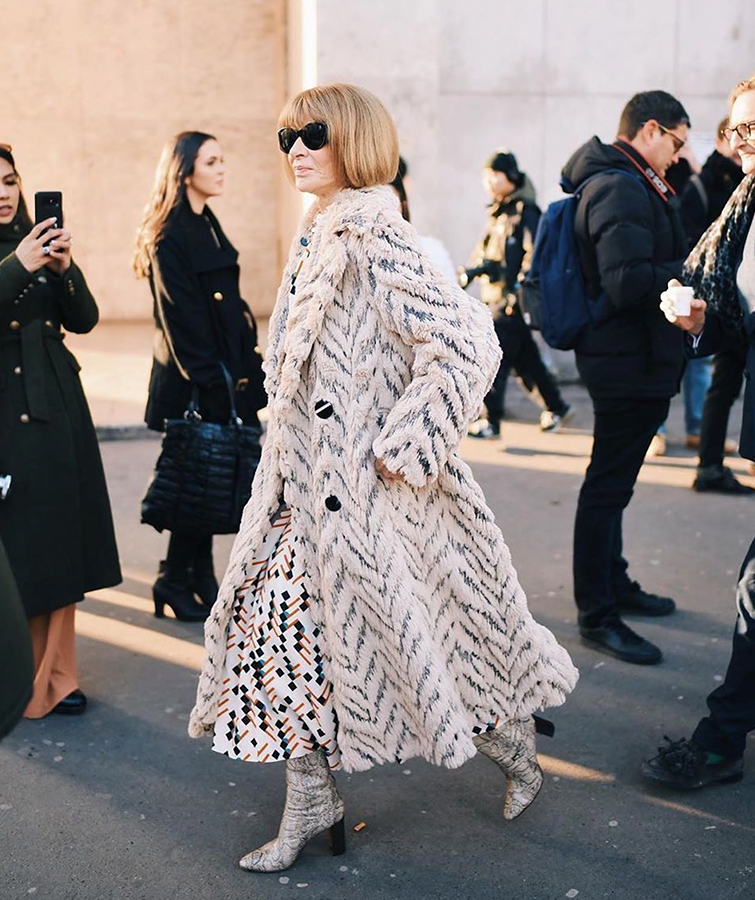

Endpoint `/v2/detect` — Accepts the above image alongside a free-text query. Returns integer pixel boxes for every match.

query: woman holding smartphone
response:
[0,144,121,719]
[134,132,266,621]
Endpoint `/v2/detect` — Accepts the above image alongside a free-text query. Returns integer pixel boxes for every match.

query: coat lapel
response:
[266,188,394,405]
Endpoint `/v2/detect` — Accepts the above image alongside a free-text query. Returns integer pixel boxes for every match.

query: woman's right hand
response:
[14,219,62,273]
[660,278,707,335]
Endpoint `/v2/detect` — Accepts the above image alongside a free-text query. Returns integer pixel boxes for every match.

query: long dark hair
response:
[133,131,216,277]
[0,146,33,231]
[390,155,410,222]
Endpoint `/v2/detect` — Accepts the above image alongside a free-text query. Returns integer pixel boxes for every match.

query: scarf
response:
[683,172,755,332]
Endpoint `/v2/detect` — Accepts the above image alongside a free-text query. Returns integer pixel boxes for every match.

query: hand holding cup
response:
[660,279,706,334]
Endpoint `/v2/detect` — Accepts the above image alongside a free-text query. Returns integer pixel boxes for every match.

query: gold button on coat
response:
[213,291,223,301]
[44,320,53,327]
[9,320,20,330]
[13,366,22,375]
[20,414,30,423]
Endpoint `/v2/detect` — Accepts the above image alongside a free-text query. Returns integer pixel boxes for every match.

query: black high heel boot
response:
[191,558,219,607]
[153,561,209,622]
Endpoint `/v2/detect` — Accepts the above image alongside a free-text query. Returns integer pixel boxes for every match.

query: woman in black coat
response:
[134,132,265,621]
[0,145,121,718]
[0,536,33,738]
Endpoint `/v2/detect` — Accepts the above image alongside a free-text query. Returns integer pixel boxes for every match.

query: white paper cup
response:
[667,285,694,317]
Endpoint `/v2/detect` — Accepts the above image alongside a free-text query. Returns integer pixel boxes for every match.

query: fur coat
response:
[188,186,578,771]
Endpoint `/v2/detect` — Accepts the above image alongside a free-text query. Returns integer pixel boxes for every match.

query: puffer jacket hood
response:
[561,136,640,194]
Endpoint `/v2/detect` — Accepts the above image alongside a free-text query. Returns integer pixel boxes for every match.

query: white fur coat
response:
[189,186,578,771]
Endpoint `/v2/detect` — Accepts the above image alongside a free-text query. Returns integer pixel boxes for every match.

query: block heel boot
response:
[474,715,551,820]
[239,749,346,873]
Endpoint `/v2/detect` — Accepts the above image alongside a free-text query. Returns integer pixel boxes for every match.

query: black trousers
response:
[573,396,670,627]
[485,308,567,426]
[693,535,755,757]
[698,343,747,468]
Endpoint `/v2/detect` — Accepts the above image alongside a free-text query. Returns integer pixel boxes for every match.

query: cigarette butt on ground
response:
[353,821,367,832]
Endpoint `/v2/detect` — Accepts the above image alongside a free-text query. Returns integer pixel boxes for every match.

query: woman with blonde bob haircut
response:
[190,83,577,873]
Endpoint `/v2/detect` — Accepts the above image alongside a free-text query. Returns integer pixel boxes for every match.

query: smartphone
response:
[34,191,64,244]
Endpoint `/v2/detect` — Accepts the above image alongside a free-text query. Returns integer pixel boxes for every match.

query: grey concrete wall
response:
[314,0,755,275]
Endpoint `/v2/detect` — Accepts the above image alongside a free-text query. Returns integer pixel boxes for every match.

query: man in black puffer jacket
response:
[565,90,690,665]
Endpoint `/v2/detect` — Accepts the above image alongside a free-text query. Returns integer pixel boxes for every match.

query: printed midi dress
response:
[212,505,341,769]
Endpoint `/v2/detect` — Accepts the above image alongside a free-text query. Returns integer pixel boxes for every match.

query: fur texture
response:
[189,186,578,771]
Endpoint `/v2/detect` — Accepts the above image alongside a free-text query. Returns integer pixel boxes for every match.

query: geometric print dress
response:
[212,505,342,770]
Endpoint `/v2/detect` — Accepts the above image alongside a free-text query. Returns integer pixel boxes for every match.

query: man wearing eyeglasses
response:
[563,90,691,665]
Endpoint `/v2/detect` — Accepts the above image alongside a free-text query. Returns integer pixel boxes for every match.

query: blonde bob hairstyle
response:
[278,83,399,189]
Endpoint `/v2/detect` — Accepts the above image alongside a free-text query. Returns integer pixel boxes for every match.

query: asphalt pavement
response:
[2,382,755,900]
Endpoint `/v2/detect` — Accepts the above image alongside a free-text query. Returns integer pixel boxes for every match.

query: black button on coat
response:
[0,222,122,618]
[144,201,266,430]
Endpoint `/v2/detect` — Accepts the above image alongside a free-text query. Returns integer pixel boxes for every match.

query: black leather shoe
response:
[52,689,87,716]
[615,581,676,616]
[693,465,755,495]
[579,617,662,664]
[642,737,743,789]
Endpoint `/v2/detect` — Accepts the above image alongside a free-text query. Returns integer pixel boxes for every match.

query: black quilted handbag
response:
[141,368,262,535]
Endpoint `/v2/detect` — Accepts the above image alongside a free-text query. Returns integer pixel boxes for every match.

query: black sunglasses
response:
[277,122,328,154]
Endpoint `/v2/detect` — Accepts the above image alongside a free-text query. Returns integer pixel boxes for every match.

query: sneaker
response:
[615,580,676,616]
[540,406,573,433]
[693,465,755,495]
[579,616,662,665]
[646,433,667,458]
[642,737,743,789]
[468,419,500,440]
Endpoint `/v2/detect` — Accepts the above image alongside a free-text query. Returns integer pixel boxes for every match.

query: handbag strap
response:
[184,363,240,425]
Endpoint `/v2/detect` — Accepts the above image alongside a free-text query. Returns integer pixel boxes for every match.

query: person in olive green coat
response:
[0,536,33,739]
[0,144,121,718]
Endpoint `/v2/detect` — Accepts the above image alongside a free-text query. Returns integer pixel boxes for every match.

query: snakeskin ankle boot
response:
[474,717,543,820]
[239,749,345,873]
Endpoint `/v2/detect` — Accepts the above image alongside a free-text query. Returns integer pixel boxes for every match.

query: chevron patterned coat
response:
[189,186,578,771]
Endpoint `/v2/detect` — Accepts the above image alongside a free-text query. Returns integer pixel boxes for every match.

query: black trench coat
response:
[0,536,33,738]
[144,201,266,430]
[0,222,121,618]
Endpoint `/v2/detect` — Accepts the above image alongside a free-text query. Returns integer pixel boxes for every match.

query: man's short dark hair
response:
[618,90,691,139]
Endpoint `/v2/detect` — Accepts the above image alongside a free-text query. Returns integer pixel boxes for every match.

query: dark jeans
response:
[698,343,747,468]
[573,396,670,627]
[485,308,567,427]
[693,535,755,758]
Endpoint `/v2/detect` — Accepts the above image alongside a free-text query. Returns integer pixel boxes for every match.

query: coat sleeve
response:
[586,178,684,311]
[366,225,502,487]
[55,263,99,333]
[151,234,223,387]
